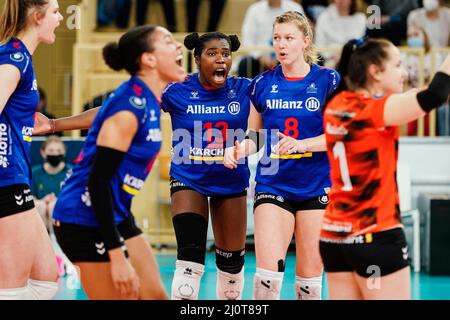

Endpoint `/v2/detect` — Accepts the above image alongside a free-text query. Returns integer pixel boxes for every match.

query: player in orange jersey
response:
[321,38,450,300]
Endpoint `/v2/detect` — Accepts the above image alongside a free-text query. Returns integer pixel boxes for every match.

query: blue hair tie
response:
[354,35,369,47]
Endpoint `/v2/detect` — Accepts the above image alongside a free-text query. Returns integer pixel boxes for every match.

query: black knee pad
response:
[215,247,245,274]
[172,213,208,265]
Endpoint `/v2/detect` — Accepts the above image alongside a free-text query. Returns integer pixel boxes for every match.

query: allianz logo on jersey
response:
[266,97,321,112]
[0,124,10,168]
[187,102,241,115]
[146,128,162,142]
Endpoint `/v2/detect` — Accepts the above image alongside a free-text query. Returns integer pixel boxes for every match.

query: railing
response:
[72,43,450,137]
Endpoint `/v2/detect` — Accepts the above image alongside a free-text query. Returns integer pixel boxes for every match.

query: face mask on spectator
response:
[46,155,64,167]
[407,36,424,48]
[423,0,439,11]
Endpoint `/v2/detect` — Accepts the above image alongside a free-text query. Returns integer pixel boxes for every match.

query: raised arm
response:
[384,53,450,127]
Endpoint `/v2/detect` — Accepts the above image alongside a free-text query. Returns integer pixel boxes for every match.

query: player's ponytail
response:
[325,37,394,107]
[229,35,241,52]
[103,25,157,75]
[184,32,241,57]
[336,38,393,95]
[0,0,48,44]
[184,32,200,51]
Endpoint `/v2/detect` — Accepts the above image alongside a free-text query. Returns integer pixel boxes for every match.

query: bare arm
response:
[384,53,450,127]
[241,102,264,157]
[275,132,327,155]
[0,65,20,115]
[90,110,140,298]
[55,107,100,132]
[224,102,263,169]
[97,110,136,150]
[33,107,100,135]
[303,134,326,152]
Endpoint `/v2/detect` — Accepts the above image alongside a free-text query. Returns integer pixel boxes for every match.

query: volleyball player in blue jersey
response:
[161,32,251,300]
[225,11,340,300]
[52,25,186,300]
[0,0,63,300]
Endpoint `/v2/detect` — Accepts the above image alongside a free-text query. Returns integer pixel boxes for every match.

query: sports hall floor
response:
[54,252,450,300]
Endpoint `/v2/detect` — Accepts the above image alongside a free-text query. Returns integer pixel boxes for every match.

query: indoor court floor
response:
[54,252,450,300]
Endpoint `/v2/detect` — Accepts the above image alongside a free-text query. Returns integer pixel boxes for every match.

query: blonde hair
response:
[273,11,319,65]
[0,0,48,45]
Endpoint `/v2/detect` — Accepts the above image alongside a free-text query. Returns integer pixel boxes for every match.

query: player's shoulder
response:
[251,67,277,85]
[0,39,29,70]
[317,65,339,78]
[106,79,149,113]
[228,75,252,88]
[326,91,359,112]
[164,74,198,95]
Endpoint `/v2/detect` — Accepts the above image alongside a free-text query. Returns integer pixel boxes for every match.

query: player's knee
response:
[295,276,323,300]
[252,267,284,300]
[215,247,245,300]
[215,247,245,274]
[171,260,204,300]
[172,213,207,264]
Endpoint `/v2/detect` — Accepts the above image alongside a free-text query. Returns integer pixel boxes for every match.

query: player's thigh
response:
[210,195,247,250]
[254,203,295,271]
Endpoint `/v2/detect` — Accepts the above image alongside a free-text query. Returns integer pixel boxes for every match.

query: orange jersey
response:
[321,91,402,242]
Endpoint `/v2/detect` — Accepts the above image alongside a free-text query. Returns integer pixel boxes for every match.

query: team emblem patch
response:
[129,96,146,109]
[10,52,24,63]
[318,194,329,205]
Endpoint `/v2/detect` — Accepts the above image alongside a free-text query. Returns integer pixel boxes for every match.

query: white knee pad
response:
[295,276,323,300]
[27,279,59,300]
[171,260,204,300]
[252,268,284,300]
[216,267,244,300]
[0,286,29,300]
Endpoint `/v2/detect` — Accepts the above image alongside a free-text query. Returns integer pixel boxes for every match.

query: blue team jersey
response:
[53,76,162,227]
[0,38,39,187]
[161,74,251,196]
[247,64,341,201]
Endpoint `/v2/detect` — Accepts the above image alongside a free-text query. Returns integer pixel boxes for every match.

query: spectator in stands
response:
[403,25,433,136]
[97,0,176,31]
[238,0,304,78]
[37,87,55,121]
[186,0,227,32]
[81,91,114,136]
[407,0,450,48]
[365,0,420,45]
[37,87,62,137]
[97,0,131,29]
[315,0,366,66]
[136,0,177,32]
[301,0,329,23]
[32,136,72,232]
[408,1,450,136]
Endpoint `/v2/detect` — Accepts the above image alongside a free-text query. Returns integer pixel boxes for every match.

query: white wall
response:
[399,137,450,209]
